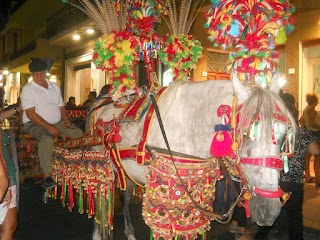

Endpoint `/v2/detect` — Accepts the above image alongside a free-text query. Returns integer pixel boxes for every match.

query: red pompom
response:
[210,131,234,157]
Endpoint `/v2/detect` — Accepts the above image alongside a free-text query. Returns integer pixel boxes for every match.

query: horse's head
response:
[232,73,296,226]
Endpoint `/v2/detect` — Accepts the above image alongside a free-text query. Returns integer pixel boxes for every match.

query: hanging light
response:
[3,70,9,75]
[72,32,81,40]
[86,27,95,34]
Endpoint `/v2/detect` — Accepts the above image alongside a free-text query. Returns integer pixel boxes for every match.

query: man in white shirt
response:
[20,58,83,188]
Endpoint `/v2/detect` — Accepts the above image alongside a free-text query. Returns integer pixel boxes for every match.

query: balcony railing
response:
[10,0,27,15]
[47,4,89,39]
[1,41,36,66]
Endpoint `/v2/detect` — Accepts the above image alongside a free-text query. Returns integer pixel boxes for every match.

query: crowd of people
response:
[65,91,98,110]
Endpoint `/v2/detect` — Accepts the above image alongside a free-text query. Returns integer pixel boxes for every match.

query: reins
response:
[68,97,114,128]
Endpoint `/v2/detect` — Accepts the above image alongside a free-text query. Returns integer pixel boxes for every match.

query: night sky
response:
[0,0,12,30]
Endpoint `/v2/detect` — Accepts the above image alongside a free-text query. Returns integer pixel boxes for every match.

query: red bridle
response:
[235,156,289,218]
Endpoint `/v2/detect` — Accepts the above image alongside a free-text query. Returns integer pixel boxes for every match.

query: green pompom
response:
[286,25,295,34]
[103,51,113,61]
[114,80,121,87]
[275,27,287,45]
[211,0,220,7]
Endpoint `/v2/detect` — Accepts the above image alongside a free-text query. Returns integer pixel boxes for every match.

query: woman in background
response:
[300,93,320,186]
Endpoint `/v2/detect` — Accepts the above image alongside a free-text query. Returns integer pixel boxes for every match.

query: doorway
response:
[301,45,320,112]
[206,50,230,80]
[65,54,106,106]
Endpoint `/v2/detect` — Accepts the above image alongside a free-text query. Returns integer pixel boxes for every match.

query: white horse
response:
[88,73,296,240]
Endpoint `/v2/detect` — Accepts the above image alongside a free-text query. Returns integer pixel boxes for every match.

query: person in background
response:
[82,91,97,109]
[0,104,22,239]
[214,176,249,239]
[299,93,320,186]
[300,93,320,137]
[255,92,320,240]
[65,96,77,110]
[20,58,83,189]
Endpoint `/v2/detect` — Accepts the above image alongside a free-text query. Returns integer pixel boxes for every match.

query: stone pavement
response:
[14,178,320,240]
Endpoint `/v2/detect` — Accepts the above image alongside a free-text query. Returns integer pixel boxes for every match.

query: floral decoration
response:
[128,0,162,36]
[159,34,203,80]
[93,30,140,100]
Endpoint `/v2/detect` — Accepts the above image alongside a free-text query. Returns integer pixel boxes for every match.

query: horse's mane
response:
[237,86,297,154]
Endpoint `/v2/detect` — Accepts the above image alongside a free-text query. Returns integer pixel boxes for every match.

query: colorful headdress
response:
[62,0,165,100]
[127,0,164,87]
[204,0,295,87]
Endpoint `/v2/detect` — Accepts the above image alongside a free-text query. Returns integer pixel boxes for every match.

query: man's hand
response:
[64,119,71,128]
[47,125,60,137]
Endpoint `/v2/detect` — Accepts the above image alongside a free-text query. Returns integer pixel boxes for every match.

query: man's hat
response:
[29,58,54,72]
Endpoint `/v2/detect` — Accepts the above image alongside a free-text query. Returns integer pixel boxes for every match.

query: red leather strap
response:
[245,198,250,218]
[108,147,205,190]
[240,157,283,169]
[108,144,127,190]
[254,187,284,198]
[118,148,206,164]
[136,88,167,165]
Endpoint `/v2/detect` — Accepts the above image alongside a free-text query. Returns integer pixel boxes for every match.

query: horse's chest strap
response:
[136,88,167,165]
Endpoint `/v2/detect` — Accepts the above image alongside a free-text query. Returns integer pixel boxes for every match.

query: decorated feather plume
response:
[61,0,127,34]
[62,0,164,101]
[158,0,205,80]
[159,0,204,35]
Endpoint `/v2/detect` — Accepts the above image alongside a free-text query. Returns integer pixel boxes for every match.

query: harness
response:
[102,87,206,190]
[53,87,293,225]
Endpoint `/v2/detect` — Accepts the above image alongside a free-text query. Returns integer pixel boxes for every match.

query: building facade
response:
[0,0,319,114]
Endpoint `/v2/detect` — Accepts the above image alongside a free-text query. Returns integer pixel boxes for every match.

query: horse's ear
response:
[231,71,249,104]
[269,72,282,94]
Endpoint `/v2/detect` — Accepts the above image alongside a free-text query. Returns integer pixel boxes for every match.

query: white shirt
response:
[20,79,65,124]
